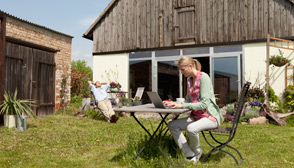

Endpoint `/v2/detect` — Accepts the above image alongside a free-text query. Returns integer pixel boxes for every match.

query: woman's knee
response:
[186,124,199,134]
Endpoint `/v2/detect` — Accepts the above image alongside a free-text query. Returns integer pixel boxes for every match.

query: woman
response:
[163,56,223,162]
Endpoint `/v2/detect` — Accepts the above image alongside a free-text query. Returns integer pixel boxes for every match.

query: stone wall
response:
[5,16,73,109]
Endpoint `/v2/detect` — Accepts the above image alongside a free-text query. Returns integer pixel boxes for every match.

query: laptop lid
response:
[146,91,166,108]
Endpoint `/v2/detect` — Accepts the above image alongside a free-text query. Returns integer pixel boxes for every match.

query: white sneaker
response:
[185,156,197,163]
[195,147,203,162]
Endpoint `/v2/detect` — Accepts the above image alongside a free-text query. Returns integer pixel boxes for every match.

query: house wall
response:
[5,16,72,108]
[92,53,129,95]
[244,42,294,97]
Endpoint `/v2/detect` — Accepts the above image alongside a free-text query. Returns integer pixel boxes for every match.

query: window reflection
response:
[213,57,238,104]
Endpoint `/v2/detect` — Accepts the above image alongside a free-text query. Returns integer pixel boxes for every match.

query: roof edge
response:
[0,10,74,39]
[83,0,118,40]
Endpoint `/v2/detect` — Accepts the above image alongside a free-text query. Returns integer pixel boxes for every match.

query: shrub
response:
[71,60,93,99]
[226,103,235,115]
[268,86,284,112]
[247,87,265,103]
[244,110,260,121]
[284,85,294,111]
[286,115,294,127]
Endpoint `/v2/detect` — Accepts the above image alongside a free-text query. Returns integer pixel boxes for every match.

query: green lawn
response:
[0,114,294,168]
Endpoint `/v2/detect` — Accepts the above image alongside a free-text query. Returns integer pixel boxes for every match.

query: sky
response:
[0,0,113,69]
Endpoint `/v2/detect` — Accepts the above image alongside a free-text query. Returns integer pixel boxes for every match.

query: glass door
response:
[156,60,180,101]
[212,56,240,104]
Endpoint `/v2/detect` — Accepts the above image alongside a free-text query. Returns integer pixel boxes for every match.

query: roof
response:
[0,10,73,38]
[83,0,117,40]
[83,0,294,40]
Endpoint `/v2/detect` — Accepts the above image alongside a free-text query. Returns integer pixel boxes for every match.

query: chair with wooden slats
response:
[201,82,251,166]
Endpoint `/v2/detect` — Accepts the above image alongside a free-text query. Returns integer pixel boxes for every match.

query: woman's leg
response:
[168,117,195,158]
[186,118,218,154]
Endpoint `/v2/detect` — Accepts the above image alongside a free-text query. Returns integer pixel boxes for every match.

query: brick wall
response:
[5,16,72,109]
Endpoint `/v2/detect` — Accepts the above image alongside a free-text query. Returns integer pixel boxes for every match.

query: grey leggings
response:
[168,117,218,158]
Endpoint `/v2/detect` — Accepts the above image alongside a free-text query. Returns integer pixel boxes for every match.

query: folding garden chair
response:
[134,87,145,100]
[201,82,251,165]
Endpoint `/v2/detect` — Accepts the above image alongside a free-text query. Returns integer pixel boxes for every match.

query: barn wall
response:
[92,0,294,53]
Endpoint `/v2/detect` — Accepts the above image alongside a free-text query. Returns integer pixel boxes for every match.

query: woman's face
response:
[179,64,192,77]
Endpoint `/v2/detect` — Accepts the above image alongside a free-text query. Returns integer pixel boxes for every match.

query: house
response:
[83,0,294,104]
[0,10,72,118]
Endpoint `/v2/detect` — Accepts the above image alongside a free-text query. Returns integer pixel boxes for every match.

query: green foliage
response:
[71,60,93,76]
[269,49,291,66]
[244,108,260,121]
[70,94,83,109]
[84,109,105,121]
[247,86,265,103]
[134,96,141,101]
[284,85,294,111]
[0,90,35,118]
[268,86,284,112]
[71,60,93,99]
[225,103,235,115]
[286,115,294,127]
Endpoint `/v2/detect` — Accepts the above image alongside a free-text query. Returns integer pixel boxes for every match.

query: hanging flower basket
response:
[269,49,291,67]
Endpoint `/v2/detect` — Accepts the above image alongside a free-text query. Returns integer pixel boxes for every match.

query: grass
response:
[1,111,294,168]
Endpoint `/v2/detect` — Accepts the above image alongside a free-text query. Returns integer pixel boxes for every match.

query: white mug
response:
[176,98,185,104]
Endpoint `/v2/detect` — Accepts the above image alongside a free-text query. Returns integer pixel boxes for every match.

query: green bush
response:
[286,115,294,127]
[284,85,294,112]
[268,86,284,112]
[247,87,265,103]
[70,94,83,108]
[244,110,260,121]
[226,103,235,115]
[71,60,93,99]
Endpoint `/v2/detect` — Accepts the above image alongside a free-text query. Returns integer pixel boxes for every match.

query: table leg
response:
[131,112,174,165]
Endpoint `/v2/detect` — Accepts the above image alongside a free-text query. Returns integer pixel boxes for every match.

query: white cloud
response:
[79,16,97,26]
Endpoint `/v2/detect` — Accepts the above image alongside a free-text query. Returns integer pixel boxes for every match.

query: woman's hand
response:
[163,100,183,108]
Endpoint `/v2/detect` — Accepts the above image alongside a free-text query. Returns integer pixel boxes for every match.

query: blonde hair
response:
[176,56,202,71]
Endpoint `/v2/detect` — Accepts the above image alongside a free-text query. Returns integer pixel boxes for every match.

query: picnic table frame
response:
[114,104,190,165]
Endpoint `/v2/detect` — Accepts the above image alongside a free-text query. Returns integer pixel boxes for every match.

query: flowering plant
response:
[110,82,121,89]
[218,104,225,108]
[269,49,291,67]
[249,100,263,107]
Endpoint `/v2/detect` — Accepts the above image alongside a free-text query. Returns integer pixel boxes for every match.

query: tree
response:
[71,60,92,98]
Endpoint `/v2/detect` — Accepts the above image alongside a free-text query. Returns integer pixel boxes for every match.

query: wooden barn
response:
[0,10,72,120]
[84,0,294,104]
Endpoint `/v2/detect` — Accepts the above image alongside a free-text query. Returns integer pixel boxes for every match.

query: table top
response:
[113,103,191,114]
[107,91,128,93]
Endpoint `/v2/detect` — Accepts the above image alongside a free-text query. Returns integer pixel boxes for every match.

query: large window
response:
[129,45,243,105]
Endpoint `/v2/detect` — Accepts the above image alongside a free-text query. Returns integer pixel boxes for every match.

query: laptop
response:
[146,91,169,109]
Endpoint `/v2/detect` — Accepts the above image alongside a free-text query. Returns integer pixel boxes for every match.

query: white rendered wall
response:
[244,42,294,97]
[92,53,129,94]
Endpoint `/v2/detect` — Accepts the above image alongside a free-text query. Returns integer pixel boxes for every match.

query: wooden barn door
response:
[174,6,195,44]
[5,41,56,117]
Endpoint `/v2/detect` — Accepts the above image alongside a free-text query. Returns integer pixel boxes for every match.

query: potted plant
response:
[110,82,121,92]
[133,96,142,106]
[269,49,291,67]
[0,90,35,130]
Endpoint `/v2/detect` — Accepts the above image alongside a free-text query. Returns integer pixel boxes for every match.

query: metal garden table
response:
[114,104,190,165]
